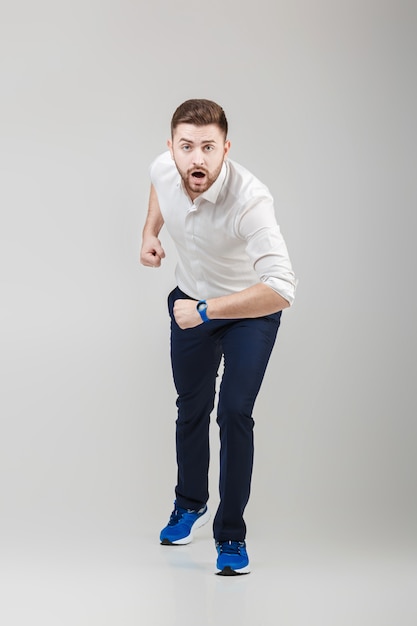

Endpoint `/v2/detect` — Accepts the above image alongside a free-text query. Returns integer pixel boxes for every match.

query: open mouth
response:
[192,171,205,178]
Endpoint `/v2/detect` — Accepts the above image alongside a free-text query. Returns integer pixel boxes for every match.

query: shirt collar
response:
[199,161,227,204]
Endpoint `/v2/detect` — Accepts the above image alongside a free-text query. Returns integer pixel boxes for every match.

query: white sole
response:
[216,564,251,575]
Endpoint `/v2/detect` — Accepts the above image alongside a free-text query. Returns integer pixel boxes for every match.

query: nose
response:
[192,148,205,166]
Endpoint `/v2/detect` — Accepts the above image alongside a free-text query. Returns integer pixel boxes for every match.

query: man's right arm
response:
[140,184,166,267]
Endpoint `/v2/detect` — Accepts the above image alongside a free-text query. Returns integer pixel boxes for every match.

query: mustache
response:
[188,167,208,175]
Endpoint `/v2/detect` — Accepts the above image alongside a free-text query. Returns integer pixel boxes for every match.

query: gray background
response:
[1,0,416,622]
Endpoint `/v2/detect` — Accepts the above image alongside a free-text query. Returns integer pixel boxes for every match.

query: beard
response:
[176,161,224,198]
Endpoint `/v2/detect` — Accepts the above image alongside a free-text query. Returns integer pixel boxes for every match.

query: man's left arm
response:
[173,283,289,330]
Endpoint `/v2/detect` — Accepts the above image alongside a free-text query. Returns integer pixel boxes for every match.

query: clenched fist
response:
[140,235,166,267]
[173,299,203,329]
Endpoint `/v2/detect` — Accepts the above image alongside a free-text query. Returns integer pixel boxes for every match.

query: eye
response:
[204,145,214,151]
[181,145,190,151]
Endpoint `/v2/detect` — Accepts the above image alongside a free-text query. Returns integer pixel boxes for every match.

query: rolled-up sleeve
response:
[238,196,297,305]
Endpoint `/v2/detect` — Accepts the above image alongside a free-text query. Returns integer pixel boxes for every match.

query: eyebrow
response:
[177,138,217,144]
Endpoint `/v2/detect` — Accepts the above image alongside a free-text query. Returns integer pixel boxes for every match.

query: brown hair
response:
[171,99,228,138]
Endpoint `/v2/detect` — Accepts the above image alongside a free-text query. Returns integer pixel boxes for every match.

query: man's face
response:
[168,123,231,200]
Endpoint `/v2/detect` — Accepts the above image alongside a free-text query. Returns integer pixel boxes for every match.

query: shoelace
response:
[217,541,244,555]
[168,507,199,526]
[167,508,186,526]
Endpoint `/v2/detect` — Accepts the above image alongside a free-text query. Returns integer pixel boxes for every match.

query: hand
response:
[140,236,166,267]
[173,299,203,329]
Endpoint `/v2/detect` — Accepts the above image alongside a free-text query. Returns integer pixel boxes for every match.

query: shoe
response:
[160,503,210,545]
[215,540,250,575]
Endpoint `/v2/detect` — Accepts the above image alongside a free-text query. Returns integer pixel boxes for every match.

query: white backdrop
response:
[1,0,416,578]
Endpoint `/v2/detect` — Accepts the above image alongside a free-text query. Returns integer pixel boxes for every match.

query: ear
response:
[223,140,231,159]
[167,139,174,159]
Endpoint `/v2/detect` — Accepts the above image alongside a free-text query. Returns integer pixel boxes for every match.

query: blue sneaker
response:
[160,503,210,545]
[216,540,250,575]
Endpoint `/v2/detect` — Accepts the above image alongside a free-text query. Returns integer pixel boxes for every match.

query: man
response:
[140,99,296,575]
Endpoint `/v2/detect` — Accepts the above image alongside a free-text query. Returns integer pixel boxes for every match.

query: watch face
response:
[197,301,207,311]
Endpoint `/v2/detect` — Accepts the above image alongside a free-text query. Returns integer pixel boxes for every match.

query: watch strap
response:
[197,300,210,323]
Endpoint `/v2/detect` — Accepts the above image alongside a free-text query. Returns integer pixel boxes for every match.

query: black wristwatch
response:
[196,300,210,323]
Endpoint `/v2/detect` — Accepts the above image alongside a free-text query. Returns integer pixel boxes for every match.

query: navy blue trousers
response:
[168,287,281,542]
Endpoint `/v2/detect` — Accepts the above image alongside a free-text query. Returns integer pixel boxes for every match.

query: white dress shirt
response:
[150,151,296,304]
